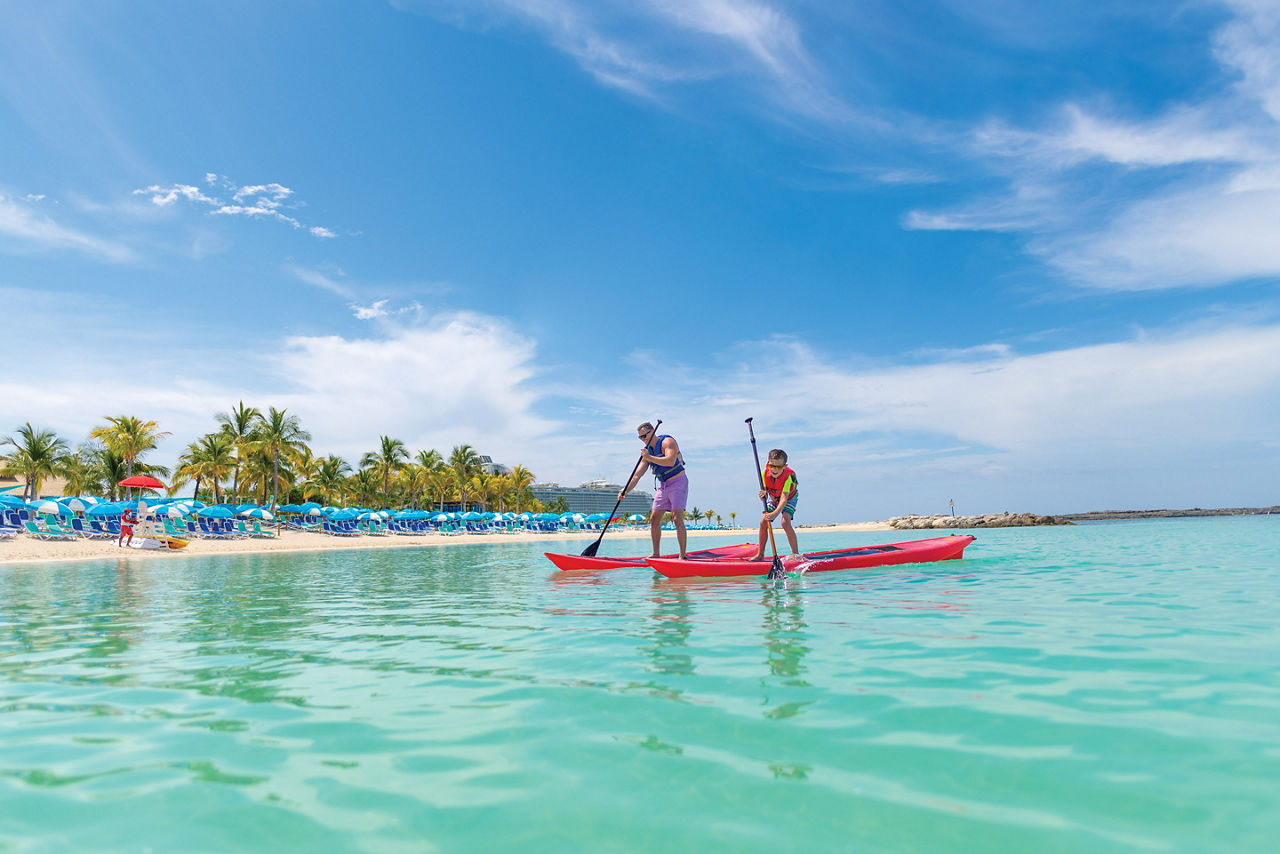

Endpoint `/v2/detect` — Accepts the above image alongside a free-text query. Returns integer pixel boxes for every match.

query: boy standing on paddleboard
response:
[751,449,799,560]
[618,422,689,559]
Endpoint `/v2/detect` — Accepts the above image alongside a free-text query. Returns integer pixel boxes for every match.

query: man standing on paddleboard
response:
[618,422,689,559]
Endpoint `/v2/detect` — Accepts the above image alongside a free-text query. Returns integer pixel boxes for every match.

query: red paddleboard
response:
[645,535,976,578]
[545,541,758,571]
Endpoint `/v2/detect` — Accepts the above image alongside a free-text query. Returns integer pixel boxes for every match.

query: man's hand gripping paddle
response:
[580,419,661,558]
[746,417,786,581]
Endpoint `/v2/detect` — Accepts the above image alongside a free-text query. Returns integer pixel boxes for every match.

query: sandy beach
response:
[0,522,892,566]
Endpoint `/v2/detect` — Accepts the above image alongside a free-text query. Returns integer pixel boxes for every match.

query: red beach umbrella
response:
[118,475,165,489]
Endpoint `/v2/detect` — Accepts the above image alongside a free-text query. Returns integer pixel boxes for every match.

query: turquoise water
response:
[2,516,1278,852]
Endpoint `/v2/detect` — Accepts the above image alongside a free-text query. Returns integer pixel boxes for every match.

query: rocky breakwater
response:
[889,512,1072,529]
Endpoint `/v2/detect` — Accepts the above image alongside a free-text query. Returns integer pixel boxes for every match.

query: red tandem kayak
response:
[645,534,976,578]
[546,542,758,571]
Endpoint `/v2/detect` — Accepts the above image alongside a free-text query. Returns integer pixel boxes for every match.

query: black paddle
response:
[580,419,661,558]
[746,417,786,581]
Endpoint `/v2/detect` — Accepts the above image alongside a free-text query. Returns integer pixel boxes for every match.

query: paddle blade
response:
[580,538,601,557]
[766,556,786,580]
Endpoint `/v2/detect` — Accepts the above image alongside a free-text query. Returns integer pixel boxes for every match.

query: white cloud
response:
[352,300,389,320]
[133,176,335,238]
[907,3,1280,291]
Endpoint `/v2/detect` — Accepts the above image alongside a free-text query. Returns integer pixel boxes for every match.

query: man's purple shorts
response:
[651,473,689,513]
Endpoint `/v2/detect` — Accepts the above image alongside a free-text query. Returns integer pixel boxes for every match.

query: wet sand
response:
[0,521,892,566]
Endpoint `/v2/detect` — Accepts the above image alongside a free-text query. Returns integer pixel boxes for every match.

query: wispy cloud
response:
[397,0,852,122]
[286,263,354,298]
[906,1,1280,291]
[134,173,336,237]
[0,194,133,262]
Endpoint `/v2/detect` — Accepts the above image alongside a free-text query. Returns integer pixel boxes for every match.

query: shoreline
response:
[0,521,894,567]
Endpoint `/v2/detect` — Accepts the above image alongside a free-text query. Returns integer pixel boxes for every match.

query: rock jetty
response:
[889,512,1072,529]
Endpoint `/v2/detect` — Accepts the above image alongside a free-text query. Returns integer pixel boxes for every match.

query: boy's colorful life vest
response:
[647,434,686,482]
[762,466,797,504]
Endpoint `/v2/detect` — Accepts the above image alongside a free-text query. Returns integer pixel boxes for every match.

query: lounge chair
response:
[23,520,76,540]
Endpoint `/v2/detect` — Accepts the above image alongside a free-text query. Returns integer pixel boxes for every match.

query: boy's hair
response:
[767,449,788,464]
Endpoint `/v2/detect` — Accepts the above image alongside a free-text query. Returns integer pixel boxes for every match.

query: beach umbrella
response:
[433,513,451,522]
[628,513,645,521]
[164,505,193,518]
[0,494,26,508]
[60,497,98,513]
[331,509,358,521]
[197,506,233,519]
[118,475,165,489]
[277,503,302,513]
[27,499,64,515]
[239,508,274,520]
[85,502,125,517]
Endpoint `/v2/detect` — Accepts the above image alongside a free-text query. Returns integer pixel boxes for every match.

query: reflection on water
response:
[641,586,695,679]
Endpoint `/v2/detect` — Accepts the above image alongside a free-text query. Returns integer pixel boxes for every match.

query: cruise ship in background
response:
[530,478,653,516]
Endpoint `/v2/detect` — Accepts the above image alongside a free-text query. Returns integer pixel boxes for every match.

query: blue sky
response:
[4,0,1280,522]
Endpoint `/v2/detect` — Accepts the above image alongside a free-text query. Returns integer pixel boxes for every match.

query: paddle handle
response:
[746,418,770,510]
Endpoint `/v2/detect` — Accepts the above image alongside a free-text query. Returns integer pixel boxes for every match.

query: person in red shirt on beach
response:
[118,507,136,547]
[751,448,799,560]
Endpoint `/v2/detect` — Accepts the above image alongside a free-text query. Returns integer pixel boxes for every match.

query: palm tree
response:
[729,511,737,528]
[61,445,102,497]
[305,455,351,505]
[1,423,70,499]
[216,401,261,501]
[360,435,409,506]
[89,416,170,493]
[426,468,455,511]
[94,448,129,500]
[448,444,481,512]
[507,464,535,513]
[408,448,444,509]
[467,471,494,512]
[173,433,235,503]
[348,468,379,506]
[292,447,321,505]
[250,408,311,510]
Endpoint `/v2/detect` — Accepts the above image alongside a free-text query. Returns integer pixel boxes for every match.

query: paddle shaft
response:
[746,418,784,578]
[581,419,661,557]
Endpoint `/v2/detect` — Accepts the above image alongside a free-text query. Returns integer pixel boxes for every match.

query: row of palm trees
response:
[1,403,544,513]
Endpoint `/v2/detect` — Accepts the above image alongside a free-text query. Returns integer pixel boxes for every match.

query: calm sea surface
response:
[2,516,1278,853]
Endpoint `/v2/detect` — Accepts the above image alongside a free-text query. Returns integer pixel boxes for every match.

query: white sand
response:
[0,521,892,566]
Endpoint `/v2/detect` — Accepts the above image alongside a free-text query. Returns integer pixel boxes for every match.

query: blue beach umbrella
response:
[86,502,126,517]
[0,494,26,508]
[197,506,233,519]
